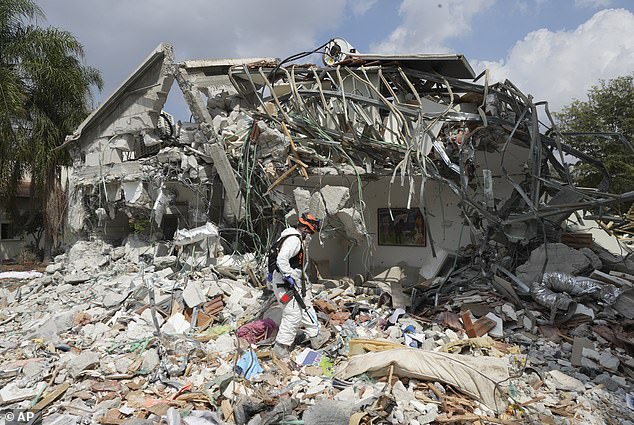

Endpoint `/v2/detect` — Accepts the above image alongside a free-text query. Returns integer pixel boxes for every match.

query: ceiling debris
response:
[1,40,633,423]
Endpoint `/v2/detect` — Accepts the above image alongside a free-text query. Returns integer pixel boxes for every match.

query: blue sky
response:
[38,0,634,117]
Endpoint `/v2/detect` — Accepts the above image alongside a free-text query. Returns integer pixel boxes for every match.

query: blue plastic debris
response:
[235,349,263,380]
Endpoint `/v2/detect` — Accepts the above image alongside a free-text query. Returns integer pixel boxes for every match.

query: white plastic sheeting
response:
[173,222,219,246]
[0,271,43,279]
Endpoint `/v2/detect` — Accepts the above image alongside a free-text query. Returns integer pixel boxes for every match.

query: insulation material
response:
[338,348,509,412]
[173,222,219,246]
[530,272,623,312]
[152,187,176,226]
[122,181,144,204]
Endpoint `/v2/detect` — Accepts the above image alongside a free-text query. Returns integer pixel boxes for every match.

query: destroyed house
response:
[62,41,634,284]
[6,40,634,424]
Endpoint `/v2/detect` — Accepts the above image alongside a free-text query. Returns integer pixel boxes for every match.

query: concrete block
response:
[154,256,177,269]
[293,188,311,215]
[157,147,182,163]
[571,336,592,367]
[254,121,288,162]
[319,185,350,214]
[501,303,517,321]
[142,132,161,147]
[308,192,326,220]
[598,351,620,371]
[336,208,367,243]
[141,348,160,373]
[103,291,127,308]
[64,272,90,284]
[183,281,207,308]
[46,263,64,274]
[69,351,100,377]
[547,370,585,392]
[141,308,165,328]
[484,312,504,338]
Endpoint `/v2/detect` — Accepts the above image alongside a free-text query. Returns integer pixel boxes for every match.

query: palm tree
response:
[0,0,102,259]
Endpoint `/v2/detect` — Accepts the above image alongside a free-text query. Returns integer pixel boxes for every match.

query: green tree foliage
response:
[0,0,102,257]
[554,74,634,195]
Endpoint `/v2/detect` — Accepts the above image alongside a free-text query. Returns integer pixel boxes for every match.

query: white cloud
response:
[472,9,634,111]
[350,0,377,16]
[575,0,613,9]
[371,0,496,53]
[37,0,347,104]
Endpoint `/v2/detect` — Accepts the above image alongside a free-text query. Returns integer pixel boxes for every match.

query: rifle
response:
[279,284,306,310]
[279,282,317,325]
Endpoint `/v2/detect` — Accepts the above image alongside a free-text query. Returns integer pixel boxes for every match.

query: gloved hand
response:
[283,275,297,288]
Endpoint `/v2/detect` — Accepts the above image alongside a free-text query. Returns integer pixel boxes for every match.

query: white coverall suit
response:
[271,227,321,346]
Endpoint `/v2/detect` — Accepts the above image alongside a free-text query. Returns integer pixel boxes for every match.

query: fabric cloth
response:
[271,227,320,346]
[235,349,263,380]
[236,318,278,343]
[339,348,509,412]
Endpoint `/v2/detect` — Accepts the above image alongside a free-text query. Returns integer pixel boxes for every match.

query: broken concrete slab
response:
[182,281,207,308]
[140,308,165,328]
[45,262,64,274]
[103,291,128,308]
[484,312,504,338]
[308,192,327,222]
[64,272,91,284]
[516,243,591,285]
[0,381,47,404]
[153,256,177,269]
[69,351,100,378]
[319,185,350,214]
[580,247,602,270]
[336,207,367,243]
[598,351,620,371]
[571,337,593,367]
[614,288,634,319]
[546,370,585,392]
[141,348,160,373]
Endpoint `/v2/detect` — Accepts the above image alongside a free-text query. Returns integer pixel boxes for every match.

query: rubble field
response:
[1,235,633,425]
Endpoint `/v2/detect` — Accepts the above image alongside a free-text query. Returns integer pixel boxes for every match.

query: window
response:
[0,223,14,240]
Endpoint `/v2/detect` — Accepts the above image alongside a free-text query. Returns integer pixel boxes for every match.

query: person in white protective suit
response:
[270,213,331,359]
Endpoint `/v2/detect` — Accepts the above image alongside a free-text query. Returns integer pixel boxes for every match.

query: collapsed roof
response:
[62,40,634,281]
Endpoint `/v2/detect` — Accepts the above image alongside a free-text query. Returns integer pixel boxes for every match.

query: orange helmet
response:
[298,213,321,234]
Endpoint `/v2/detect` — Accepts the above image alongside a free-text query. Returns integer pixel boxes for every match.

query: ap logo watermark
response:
[0,409,41,425]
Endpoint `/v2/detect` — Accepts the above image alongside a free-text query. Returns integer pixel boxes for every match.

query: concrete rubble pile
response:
[1,237,634,424]
[1,40,634,423]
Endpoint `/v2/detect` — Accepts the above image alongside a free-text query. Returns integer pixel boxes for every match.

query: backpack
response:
[267,234,302,275]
